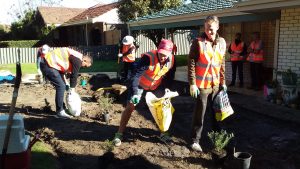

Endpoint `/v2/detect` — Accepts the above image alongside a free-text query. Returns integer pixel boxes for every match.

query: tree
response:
[8,0,62,40]
[118,0,183,46]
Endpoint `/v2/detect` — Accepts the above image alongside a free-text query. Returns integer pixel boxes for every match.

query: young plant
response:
[208,130,234,152]
[101,139,114,152]
[98,94,114,114]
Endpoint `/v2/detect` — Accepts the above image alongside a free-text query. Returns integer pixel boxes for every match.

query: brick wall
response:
[278,8,300,76]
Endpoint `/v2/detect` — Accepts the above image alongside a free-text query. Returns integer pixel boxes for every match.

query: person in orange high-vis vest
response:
[113,39,175,147]
[40,47,93,119]
[188,15,227,152]
[247,32,264,90]
[228,33,247,87]
[118,35,136,81]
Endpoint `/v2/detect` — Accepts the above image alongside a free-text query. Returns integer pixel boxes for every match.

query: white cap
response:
[42,44,50,54]
[122,36,134,45]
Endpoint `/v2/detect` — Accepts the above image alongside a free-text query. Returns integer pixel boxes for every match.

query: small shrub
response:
[102,139,114,152]
[208,130,234,152]
[98,94,114,113]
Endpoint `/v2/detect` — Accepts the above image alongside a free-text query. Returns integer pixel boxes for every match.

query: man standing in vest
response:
[228,33,247,87]
[247,32,264,90]
[40,47,93,118]
[113,39,175,146]
[188,15,227,152]
[118,35,136,81]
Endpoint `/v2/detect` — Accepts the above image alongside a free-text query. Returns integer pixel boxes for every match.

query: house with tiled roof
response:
[128,0,300,90]
[37,7,85,26]
[36,2,124,46]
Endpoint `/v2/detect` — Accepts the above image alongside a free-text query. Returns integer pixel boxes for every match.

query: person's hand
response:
[190,85,200,98]
[130,95,140,105]
[220,84,227,92]
[118,53,123,57]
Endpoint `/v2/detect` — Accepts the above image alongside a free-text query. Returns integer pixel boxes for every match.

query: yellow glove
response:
[190,85,200,98]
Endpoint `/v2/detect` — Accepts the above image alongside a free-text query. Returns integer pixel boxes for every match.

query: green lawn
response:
[31,141,57,169]
[0,56,187,75]
[0,63,38,74]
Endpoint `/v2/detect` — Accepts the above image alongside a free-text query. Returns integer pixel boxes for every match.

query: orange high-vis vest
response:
[230,41,244,61]
[247,40,264,62]
[139,50,174,90]
[44,48,82,73]
[195,38,225,89]
[122,44,135,62]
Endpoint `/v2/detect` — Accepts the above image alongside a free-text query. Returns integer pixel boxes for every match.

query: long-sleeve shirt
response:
[188,33,226,86]
[130,53,174,95]
[228,39,247,57]
[69,55,82,88]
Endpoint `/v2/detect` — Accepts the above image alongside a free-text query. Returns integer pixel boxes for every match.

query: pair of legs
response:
[191,86,219,146]
[230,61,244,86]
[40,58,65,113]
[117,86,165,134]
[250,62,263,90]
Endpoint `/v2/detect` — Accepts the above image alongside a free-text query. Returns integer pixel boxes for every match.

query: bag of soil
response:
[145,89,178,132]
[213,90,234,121]
[66,91,81,116]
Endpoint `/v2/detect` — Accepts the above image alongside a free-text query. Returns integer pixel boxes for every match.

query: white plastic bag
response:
[213,90,234,121]
[145,89,179,132]
[66,91,81,116]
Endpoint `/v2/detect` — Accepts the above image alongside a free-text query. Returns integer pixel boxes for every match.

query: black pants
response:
[250,62,263,89]
[40,58,65,113]
[191,86,219,144]
[123,62,133,80]
[231,61,243,85]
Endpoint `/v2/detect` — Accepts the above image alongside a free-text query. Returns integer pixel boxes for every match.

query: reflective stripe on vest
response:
[247,40,264,62]
[122,45,135,62]
[139,50,173,90]
[195,38,224,89]
[230,41,244,61]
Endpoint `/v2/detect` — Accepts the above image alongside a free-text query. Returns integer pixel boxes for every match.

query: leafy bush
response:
[0,40,39,47]
[208,130,234,152]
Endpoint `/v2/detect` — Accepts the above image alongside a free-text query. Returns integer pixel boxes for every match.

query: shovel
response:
[1,50,22,168]
[96,84,127,95]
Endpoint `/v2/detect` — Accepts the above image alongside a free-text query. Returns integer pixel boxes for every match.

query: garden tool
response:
[1,54,22,168]
[96,84,127,95]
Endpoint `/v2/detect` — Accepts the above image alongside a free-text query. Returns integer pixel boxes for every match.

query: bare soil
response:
[1,74,300,169]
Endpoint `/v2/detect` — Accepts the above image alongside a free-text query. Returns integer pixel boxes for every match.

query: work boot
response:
[191,142,202,152]
[113,132,123,147]
[55,110,72,119]
[159,132,173,145]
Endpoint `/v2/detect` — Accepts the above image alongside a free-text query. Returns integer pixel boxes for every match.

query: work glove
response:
[118,53,123,57]
[190,85,200,98]
[220,84,227,92]
[130,95,140,105]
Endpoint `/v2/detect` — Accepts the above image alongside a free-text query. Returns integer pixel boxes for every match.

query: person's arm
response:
[219,38,227,85]
[130,56,150,95]
[188,39,199,85]
[123,46,135,56]
[69,56,82,88]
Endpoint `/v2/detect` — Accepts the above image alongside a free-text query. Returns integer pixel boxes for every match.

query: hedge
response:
[0,40,39,48]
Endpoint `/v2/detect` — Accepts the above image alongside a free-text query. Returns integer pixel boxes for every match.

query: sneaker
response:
[55,110,72,119]
[159,132,173,145]
[113,132,123,147]
[191,142,202,152]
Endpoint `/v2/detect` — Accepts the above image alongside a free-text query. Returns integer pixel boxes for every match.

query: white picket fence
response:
[0,48,39,64]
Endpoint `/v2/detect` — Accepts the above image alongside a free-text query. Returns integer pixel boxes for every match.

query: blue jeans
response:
[40,58,65,113]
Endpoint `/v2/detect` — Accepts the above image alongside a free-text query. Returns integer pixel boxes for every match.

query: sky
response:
[0,0,116,25]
